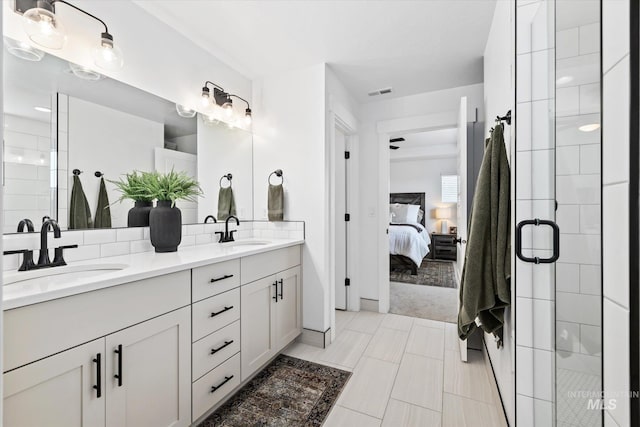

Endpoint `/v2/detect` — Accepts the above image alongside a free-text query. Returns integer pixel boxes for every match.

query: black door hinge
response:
[345,151,350,159]
[345,213,350,222]
[345,278,351,287]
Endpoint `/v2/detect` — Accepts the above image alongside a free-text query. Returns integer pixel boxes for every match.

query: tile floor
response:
[282,310,508,427]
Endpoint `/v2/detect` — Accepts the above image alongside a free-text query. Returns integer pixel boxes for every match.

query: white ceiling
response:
[134,0,497,102]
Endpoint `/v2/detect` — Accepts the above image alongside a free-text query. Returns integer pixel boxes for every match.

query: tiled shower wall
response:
[601,1,631,426]
[1,221,304,272]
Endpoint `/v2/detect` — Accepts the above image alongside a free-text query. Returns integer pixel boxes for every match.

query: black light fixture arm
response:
[50,0,110,34]
[229,94,250,109]
[203,80,225,92]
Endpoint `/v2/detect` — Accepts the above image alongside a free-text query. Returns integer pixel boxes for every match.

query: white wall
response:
[390,157,457,233]
[358,83,484,300]
[66,96,163,228]
[602,1,631,426]
[483,0,515,425]
[2,0,251,121]
[252,64,329,333]
[2,115,52,233]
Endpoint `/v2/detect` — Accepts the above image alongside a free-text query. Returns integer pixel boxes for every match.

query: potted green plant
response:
[110,171,155,227]
[146,170,203,253]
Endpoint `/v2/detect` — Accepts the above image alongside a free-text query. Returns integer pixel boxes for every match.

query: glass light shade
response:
[22,7,67,49]
[243,114,252,126]
[200,94,211,107]
[222,102,234,118]
[176,104,196,118]
[67,63,103,81]
[3,37,45,61]
[92,38,124,71]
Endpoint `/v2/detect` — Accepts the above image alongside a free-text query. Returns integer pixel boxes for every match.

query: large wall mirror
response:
[3,37,253,234]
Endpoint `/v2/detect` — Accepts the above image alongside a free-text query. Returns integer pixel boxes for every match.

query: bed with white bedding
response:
[389,193,431,275]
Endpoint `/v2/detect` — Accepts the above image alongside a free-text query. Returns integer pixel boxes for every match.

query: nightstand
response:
[430,233,457,261]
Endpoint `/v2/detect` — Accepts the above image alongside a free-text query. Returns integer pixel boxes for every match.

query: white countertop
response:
[3,238,304,310]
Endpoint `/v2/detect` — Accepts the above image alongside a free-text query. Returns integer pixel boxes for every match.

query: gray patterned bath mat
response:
[198,355,351,426]
[390,258,457,288]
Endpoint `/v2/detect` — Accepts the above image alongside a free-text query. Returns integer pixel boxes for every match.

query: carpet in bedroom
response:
[390,258,457,288]
[390,281,458,323]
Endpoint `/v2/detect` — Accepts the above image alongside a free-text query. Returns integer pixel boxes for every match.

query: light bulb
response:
[244,108,252,126]
[222,102,234,118]
[22,4,67,49]
[92,32,123,71]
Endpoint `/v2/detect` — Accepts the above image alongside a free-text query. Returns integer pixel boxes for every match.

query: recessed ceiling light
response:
[556,76,574,85]
[579,123,600,132]
[34,106,51,113]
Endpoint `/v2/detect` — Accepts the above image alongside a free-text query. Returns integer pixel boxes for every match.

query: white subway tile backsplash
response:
[579,83,600,114]
[556,86,580,117]
[579,144,600,175]
[116,227,144,242]
[556,205,580,234]
[181,235,196,247]
[559,234,601,265]
[556,263,579,293]
[579,204,601,235]
[64,244,100,262]
[603,56,630,185]
[579,22,600,55]
[100,242,131,258]
[557,292,600,326]
[130,240,153,254]
[580,264,601,296]
[557,175,601,205]
[195,234,213,245]
[557,28,579,59]
[556,146,580,175]
[84,229,117,245]
[185,224,204,235]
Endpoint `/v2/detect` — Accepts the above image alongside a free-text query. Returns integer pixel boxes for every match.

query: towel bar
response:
[219,173,232,188]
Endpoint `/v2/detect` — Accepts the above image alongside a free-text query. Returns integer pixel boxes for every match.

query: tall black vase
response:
[127,201,153,227]
[149,200,182,253]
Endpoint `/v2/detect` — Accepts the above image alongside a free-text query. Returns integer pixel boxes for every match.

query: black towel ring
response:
[94,171,104,178]
[219,173,232,188]
[268,169,283,185]
[72,169,82,176]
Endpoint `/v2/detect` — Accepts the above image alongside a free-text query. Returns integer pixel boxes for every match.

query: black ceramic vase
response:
[149,200,182,253]
[127,200,153,227]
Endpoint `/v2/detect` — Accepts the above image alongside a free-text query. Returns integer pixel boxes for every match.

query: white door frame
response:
[328,96,359,342]
[376,111,458,313]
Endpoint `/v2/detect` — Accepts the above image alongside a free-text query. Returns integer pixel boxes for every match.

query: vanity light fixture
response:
[17,0,123,70]
[176,104,197,119]
[200,81,252,126]
[3,37,45,61]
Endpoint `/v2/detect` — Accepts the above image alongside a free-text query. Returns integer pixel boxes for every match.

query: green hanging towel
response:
[268,184,284,221]
[94,177,112,228]
[69,175,93,230]
[217,186,237,221]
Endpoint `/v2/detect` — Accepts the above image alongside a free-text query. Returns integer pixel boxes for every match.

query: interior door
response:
[456,96,469,362]
[334,127,347,310]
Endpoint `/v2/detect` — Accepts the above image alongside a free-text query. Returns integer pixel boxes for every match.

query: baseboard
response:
[299,327,331,348]
[482,337,510,426]
[360,298,379,312]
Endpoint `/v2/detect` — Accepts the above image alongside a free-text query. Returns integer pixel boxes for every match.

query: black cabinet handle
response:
[515,219,560,264]
[272,281,278,302]
[454,237,467,244]
[210,274,234,283]
[278,279,284,299]
[93,353,102,398]
[114,344,123,387]
[211,375,234,393]
[210,306,234,317]
[210,340,234,355]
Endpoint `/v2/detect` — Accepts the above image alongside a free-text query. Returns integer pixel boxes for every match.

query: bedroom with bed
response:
[388,128,461,323]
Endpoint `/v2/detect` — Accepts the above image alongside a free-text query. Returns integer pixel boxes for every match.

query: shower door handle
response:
[515,219,560,264]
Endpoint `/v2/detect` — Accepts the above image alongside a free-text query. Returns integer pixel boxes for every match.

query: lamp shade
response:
[435,208,451,219]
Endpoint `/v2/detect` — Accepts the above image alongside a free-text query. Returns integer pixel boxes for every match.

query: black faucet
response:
[38,219,62,266]
[204,215,217,223]
[216,215,240,243]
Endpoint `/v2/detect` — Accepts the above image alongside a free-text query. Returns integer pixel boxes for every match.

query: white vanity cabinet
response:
[240,247,302,381]
[3,271,192,427]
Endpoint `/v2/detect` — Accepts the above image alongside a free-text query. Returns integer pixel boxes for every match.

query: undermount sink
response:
[3,263,129,286]
[224,240,271,249]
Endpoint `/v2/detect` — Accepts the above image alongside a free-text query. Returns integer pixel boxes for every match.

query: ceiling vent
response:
[368,87,393,97]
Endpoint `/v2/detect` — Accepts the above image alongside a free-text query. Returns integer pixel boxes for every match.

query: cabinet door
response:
[4,339,105,427]
[274,266,302,352]
[240,275,277,381]
[105,307,191,427]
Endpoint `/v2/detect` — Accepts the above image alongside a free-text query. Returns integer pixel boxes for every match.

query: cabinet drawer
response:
[192,353,240,421]
[192,259,241,302]
[241,245,301,284]
[192,320,240,381]
[192,288,240,341]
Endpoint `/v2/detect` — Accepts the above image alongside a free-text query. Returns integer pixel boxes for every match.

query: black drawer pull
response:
[211,375,234,393]
[211,340,234,354]
[93,353,102,398]
[272,281,278,302]
[278,279,284,299]
[211,306,234,317]
[114,344,123,387]
[210,274,234,283]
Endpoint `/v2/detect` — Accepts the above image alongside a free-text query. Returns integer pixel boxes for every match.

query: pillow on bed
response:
[390,203,421,223]
[405,204,420,223]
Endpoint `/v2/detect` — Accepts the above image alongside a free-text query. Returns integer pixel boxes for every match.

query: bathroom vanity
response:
[2,239,303,426]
